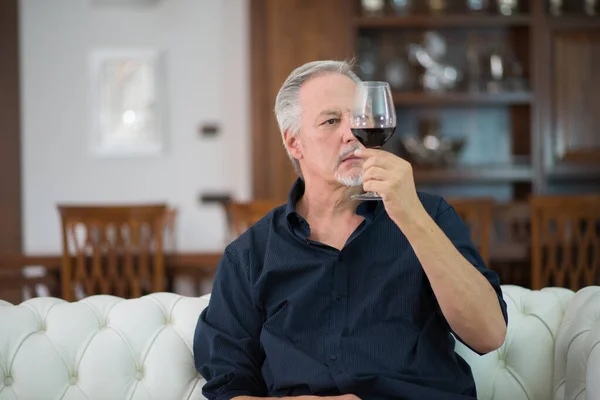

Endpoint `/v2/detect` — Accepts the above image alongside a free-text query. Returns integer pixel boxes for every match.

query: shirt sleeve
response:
[193,247,267,399]
[433,198,509,355]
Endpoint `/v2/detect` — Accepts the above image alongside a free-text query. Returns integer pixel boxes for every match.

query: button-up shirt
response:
[194,179,508,400]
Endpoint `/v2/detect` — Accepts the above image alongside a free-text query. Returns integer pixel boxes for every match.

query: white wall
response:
[20,0,250,253]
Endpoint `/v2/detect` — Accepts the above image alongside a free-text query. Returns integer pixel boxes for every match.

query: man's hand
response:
[354,148,424,228]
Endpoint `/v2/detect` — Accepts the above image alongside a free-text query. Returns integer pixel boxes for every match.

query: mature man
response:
[194,60,508,400]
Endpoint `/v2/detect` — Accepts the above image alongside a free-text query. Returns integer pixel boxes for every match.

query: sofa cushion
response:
[0,293,210,400]
[554,286,600,400]
[455,285,575,400]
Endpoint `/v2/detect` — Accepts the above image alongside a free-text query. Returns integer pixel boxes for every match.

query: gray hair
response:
[274,60,361,177]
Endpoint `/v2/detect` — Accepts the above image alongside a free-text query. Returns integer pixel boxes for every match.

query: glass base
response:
[351,191,383,201]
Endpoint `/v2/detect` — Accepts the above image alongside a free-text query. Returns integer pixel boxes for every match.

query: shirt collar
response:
[285,178,382,233]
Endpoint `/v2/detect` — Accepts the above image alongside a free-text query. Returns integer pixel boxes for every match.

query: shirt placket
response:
[327,250,354,390]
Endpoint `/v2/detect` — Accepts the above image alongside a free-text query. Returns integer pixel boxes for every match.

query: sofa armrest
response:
[554,286,600,400]
[455,285,575,400]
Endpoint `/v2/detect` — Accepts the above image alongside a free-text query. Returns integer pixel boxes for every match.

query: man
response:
[194,60,508,400]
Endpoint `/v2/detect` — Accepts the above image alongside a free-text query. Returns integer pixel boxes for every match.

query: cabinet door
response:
[550,31,600,174]
[0,0,22,253]
[251,0,354,200]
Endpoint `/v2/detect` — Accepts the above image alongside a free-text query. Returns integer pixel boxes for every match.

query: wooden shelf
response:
[355,14,531,29]
[392,91,533,106]
[414,163,533,184]
[547,164,600,181]
[548,16,600,30]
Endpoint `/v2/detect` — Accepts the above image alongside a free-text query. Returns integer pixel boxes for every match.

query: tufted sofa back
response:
[0,293,210,400]
[1,286,599,400]
[455,285,576,400]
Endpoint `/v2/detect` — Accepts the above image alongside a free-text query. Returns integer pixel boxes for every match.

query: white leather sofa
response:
[0,285,598,400]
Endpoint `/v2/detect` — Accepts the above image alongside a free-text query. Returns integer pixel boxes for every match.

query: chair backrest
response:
[226,200,280,239]
[530,194,600,290]
[57,204,168,301]
[448,197,495,267]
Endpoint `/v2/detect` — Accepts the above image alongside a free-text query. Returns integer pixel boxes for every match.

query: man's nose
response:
[341,119,357,144]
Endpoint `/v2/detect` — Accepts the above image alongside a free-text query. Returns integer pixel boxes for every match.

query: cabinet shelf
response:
[547,164,600,181]
[355,15,531,29]
[414,163,533,184]
[392,91,533,106]
[548,16,600,30]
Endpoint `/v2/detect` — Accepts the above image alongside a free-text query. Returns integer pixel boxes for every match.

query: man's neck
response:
[296,178,362,222]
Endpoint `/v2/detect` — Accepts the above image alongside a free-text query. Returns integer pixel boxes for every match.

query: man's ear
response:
[284,130,303,160]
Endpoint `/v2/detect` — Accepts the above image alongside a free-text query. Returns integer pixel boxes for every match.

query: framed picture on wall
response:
[89,48,167,157]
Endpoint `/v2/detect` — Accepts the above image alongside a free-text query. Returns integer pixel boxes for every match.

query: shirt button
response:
[335,295,342,301]
[330,354,337,360]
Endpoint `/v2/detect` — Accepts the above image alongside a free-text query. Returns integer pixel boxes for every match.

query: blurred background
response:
[1,0,599,304]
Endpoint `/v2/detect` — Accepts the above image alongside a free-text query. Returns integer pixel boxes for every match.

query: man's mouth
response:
[342,155,361,163]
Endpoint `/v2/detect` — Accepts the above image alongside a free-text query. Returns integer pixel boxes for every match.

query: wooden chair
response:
[530,194,600,291]
[57,204,169,301]
[448,197,495,268]
[225,200,281,239]
[489,201,532,287]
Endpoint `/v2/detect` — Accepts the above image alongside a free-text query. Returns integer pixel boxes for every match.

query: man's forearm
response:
[398,208,507,354]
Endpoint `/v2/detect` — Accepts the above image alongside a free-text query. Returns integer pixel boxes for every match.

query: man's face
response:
[285,73,364,187]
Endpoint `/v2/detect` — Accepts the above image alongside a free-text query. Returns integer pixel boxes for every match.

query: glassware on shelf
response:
[400,118,466,167]
[390,0,413,14]
[497,0,519,15]
[428,0,447,14]
[361,0,385,16]
[466,45,483,92]
[487,52,505,92]
[408,31,461,92]
[549,0,563,15]
[385,58,411,90]
[467,0,490,12]
[357,36,378,81]
[585,0,598,15]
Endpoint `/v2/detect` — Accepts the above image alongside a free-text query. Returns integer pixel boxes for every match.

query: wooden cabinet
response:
[546,30,600,184]
[250,0,600,201]
[0,0,22,254]
[251,0,355,201]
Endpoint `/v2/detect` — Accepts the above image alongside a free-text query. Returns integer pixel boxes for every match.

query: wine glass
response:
[350,81,397,201]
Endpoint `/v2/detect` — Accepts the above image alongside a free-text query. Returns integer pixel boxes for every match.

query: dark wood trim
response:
[531,0,550,194]
[0,255,62,271]
[0,252,222,272]
[392,91,533,106]
[414,163,533,184]
[355,14,531,29]
[0,0,22,253]
[547,16,600,30]
[251,0,269,199]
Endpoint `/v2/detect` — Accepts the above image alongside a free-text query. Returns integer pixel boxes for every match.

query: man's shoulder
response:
[415,190,450,217]
[225,203,287,255]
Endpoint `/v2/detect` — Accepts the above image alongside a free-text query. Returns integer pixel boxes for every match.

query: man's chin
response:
[336,175,363,187]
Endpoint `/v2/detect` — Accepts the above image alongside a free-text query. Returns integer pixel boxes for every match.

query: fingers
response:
[362,179,390,195]
[362,165,388,182]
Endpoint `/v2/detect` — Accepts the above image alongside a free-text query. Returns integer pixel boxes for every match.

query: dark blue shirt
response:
[194,179,508,400]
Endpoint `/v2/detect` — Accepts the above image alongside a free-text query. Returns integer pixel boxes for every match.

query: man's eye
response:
[322,118,339,125]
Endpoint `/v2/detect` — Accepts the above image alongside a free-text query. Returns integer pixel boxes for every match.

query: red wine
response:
[351,127,395,148]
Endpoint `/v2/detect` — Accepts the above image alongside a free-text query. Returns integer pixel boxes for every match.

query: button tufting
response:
[39,323,46,333]
[498,359,506,368]
[4,376,13,386]
[69,375,78,385]
[135,370,143,380]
